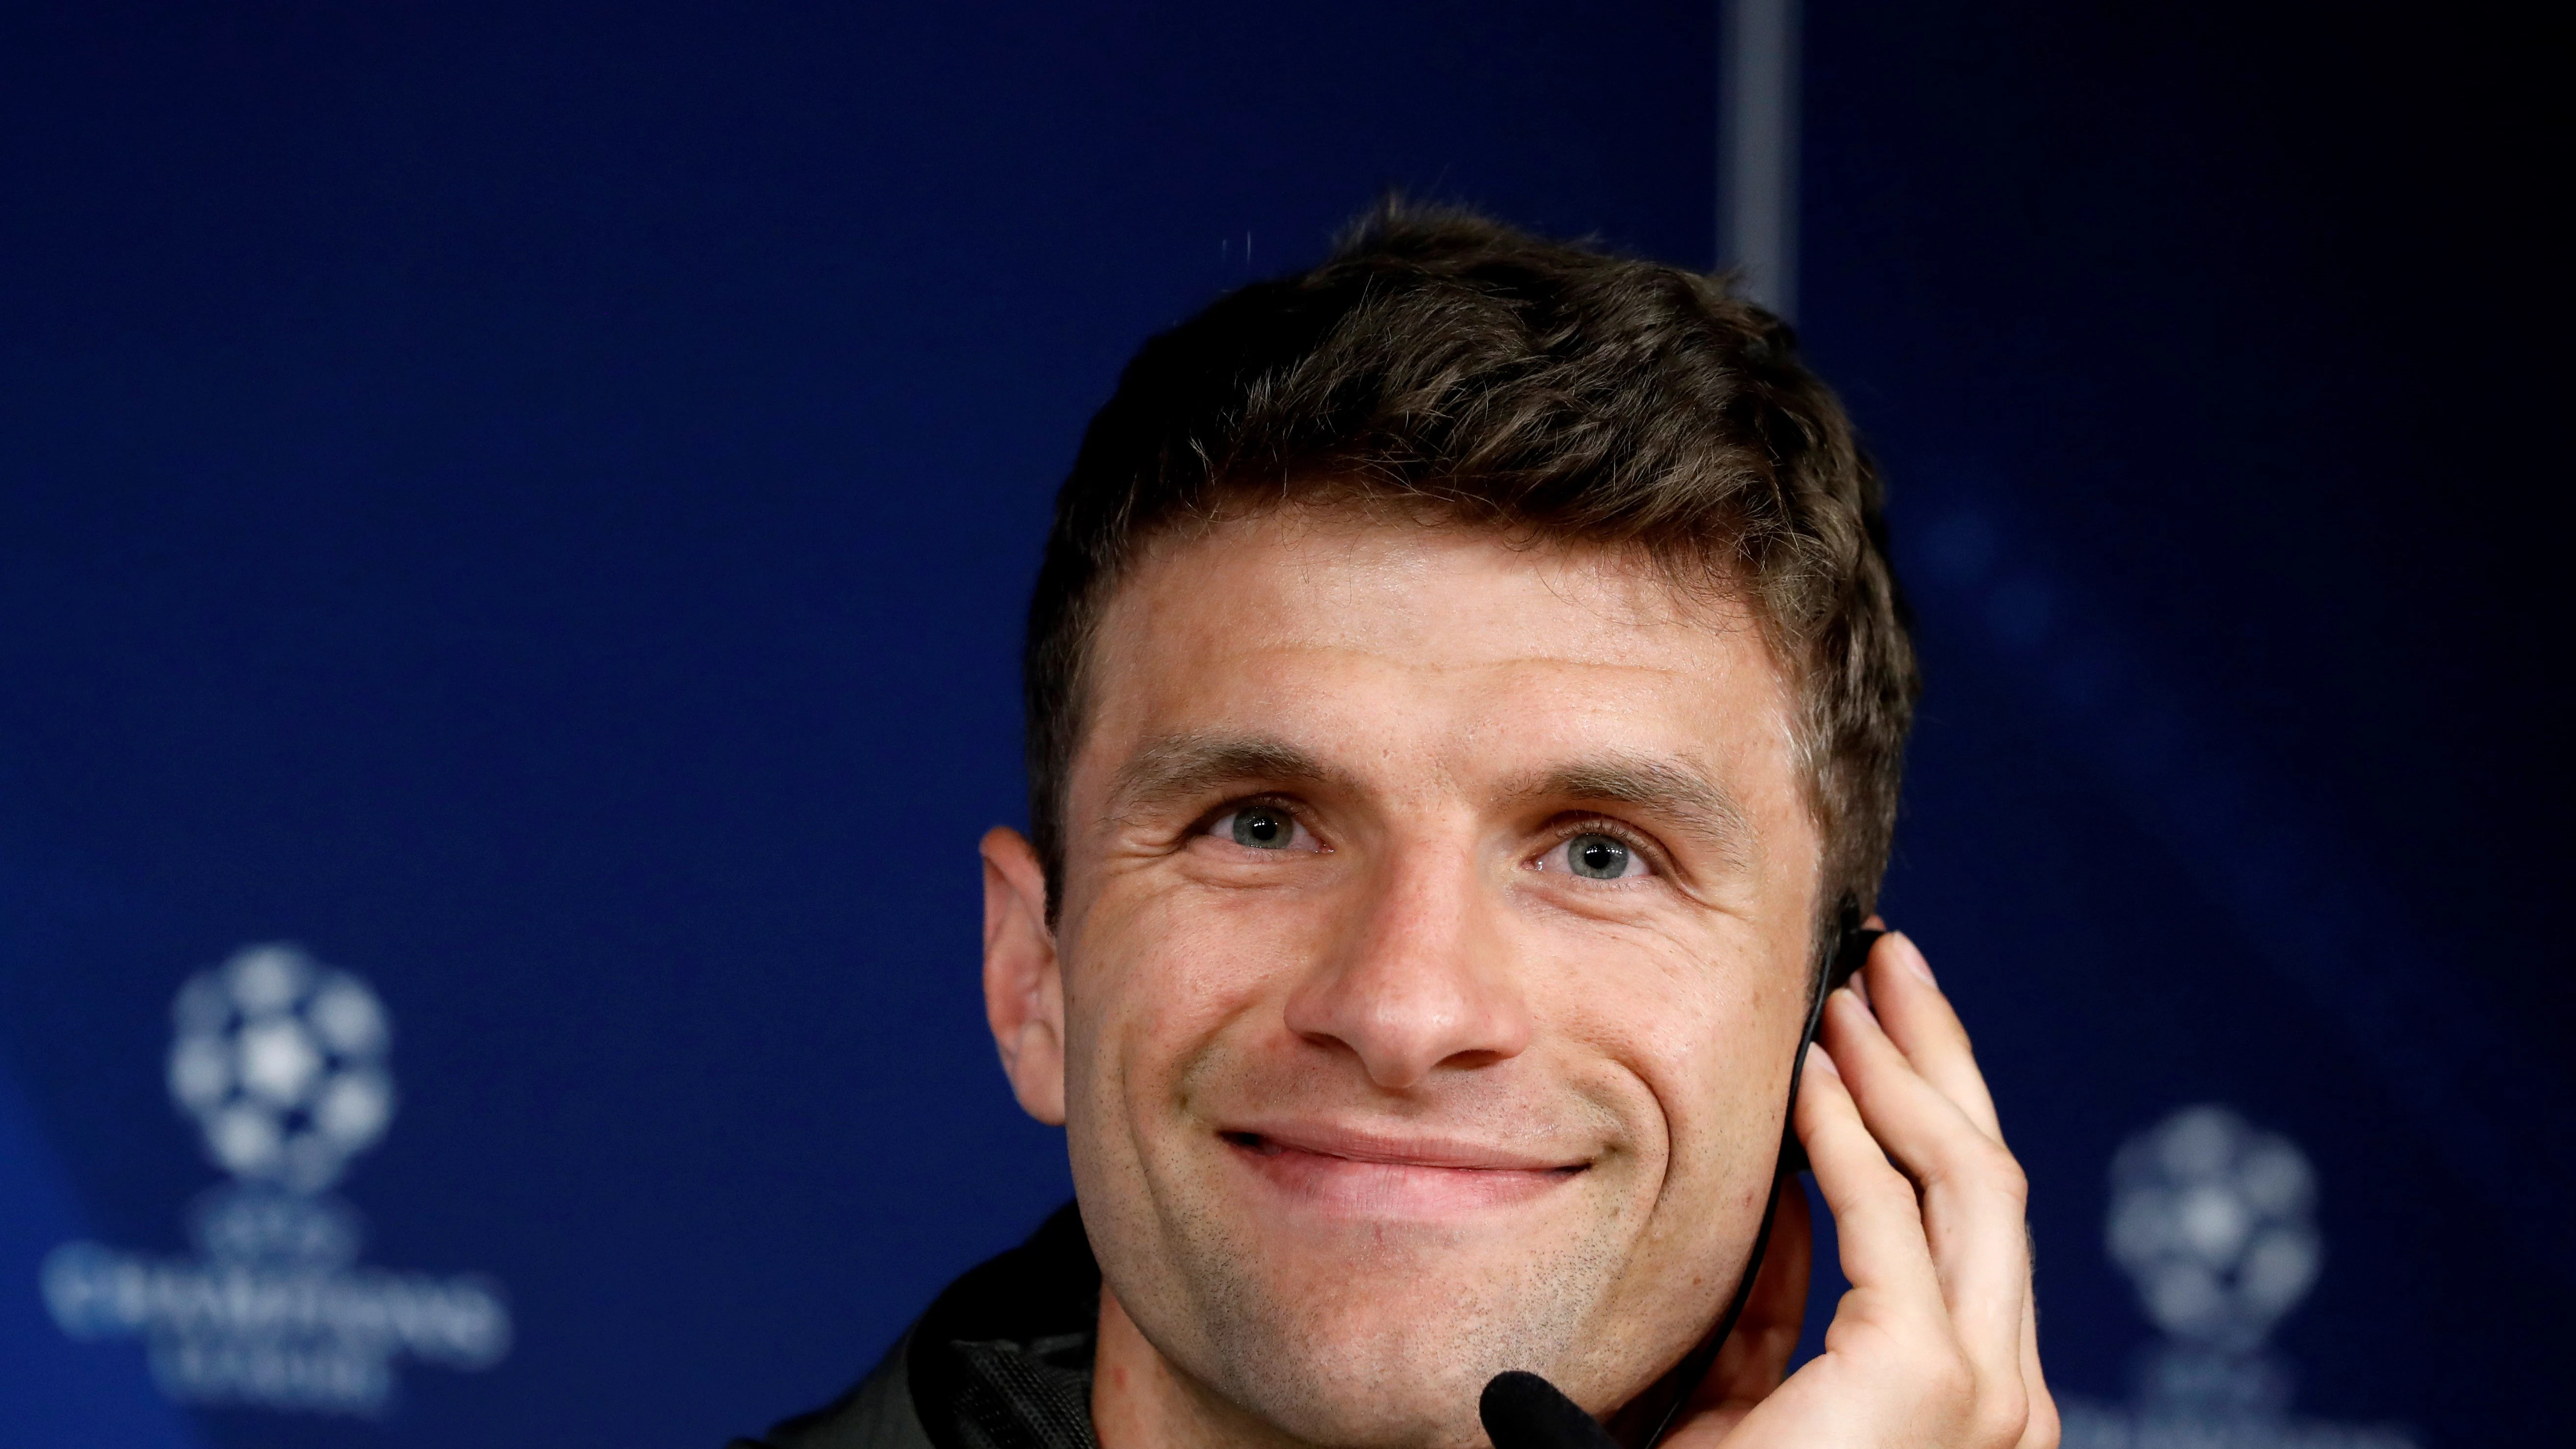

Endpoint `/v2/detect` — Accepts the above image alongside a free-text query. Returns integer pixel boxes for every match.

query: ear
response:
[981,825,1068,1125]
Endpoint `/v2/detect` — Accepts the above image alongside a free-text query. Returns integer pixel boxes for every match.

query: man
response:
[740,205,2054,1449]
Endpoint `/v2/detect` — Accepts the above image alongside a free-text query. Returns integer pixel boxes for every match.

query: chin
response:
[1200,1304,1527,1449]
[1172,1233,1624,1449]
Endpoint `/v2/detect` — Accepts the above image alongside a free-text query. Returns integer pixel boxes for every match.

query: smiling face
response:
[988,506,1824,1449]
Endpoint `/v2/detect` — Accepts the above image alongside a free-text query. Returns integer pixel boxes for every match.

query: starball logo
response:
[40,945,512,1416]
[2059,1106,2416,1449]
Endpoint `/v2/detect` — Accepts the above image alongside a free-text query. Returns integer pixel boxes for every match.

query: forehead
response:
[1079,508,1797,791]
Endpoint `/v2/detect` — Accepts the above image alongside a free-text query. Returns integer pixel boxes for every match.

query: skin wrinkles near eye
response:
[1103,732,1345,838]
[1498,753,1759,879]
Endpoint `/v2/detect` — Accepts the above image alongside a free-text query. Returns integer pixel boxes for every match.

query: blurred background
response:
[2,1,2566,1445]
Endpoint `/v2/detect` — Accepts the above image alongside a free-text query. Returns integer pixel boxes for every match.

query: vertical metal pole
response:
[1719,0,1800,319]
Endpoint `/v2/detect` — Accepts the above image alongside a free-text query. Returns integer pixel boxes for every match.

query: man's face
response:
[1009,508,1821,1449]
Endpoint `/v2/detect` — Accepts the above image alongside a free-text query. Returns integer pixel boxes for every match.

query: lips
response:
[1219,1121,1588,1215]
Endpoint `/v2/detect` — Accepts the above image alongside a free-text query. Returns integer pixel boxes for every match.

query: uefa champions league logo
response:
[2059,1106,2415,1449]
[2107,1106,2321,1364]
[41,944,512,1416]
[168,945,397,1194]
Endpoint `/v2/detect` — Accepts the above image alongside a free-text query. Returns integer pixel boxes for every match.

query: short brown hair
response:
[1024,202,1918,943]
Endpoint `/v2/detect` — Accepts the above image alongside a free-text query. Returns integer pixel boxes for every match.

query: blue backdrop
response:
[3,2,2565,1445]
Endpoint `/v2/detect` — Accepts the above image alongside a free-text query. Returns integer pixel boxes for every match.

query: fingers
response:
[1792,1041,1947,1317]
[1861,932,2002,1140]
[1849,926,2056,1448]
[1752,926,2046,1449]
[1823,988,2030,1397]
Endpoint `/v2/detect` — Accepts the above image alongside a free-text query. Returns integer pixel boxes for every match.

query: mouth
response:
[1218,1122,1589,1216]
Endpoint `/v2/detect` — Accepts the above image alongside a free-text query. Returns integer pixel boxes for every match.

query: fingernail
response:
[1838,981,1876,1021]
[1805,1041,1840,1079]
[1848,970,1872,1008]
[1892,931,1936,987]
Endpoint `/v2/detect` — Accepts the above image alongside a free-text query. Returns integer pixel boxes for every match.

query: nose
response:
[1280,843,1533,1090]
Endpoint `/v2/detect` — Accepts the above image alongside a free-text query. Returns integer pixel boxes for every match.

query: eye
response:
[1543,831,1650,881]
[1205,803,1317,852]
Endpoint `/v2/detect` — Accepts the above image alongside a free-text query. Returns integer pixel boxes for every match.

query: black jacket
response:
[735,1204,1102,1449]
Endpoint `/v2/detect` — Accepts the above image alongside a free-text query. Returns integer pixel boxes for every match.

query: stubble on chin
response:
[1108,1159,1644,1449]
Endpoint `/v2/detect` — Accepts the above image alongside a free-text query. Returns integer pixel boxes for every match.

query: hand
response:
[1669,928,2057,1449]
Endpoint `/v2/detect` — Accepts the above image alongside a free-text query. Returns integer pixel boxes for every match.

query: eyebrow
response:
[1502,753,1757,869]
[1105,732,1343,823]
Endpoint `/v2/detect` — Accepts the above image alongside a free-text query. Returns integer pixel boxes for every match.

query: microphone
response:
[1481,1371,1618,1449]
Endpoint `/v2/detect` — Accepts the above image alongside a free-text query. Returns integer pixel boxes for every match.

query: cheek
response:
[1544,930,1806,1197]
[1060,882,1309,1140]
